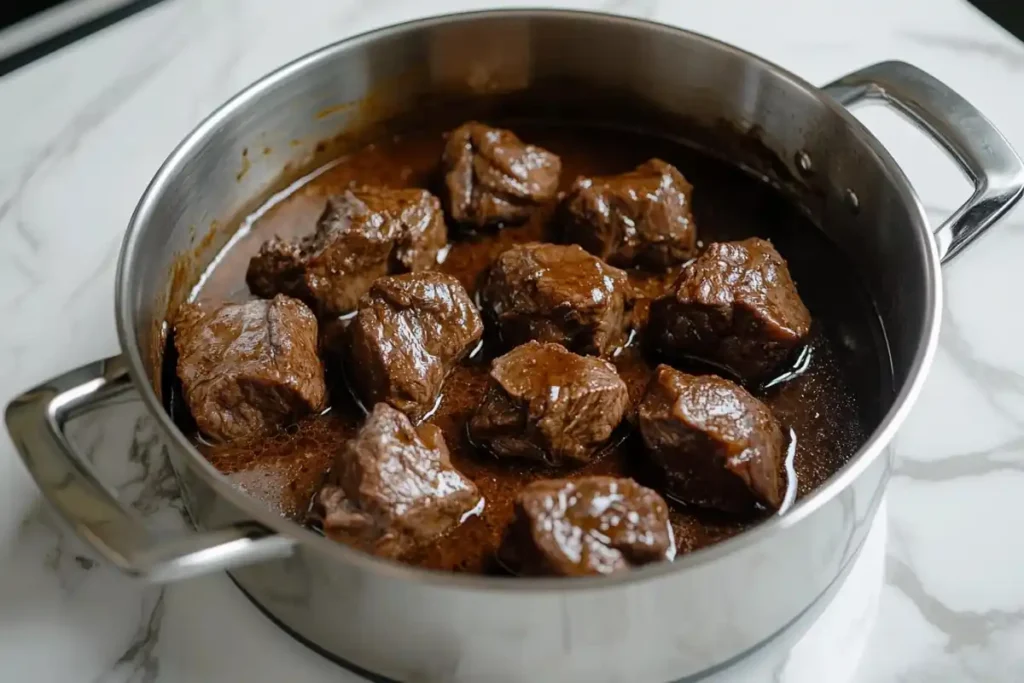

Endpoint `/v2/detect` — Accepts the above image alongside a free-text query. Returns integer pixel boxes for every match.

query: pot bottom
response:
[228,500,887,683]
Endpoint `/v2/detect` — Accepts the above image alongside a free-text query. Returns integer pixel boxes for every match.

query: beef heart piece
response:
[442,122,562,228]
[345,272,483,421]
[502,476,675,576]
[480,242,633,356]
[469,341,628,466]
[645,238,811,382]
[174,294,326,443]
[246,186,446,317]
[560,159,697,269]
[637,364,784,514]
[315,403,482,558]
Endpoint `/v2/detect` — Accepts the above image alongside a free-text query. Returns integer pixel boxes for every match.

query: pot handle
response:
[5,355,296,583]
[823,60,1024,263]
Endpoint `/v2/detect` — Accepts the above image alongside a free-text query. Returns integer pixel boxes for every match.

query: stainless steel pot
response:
[7,10,1023,683]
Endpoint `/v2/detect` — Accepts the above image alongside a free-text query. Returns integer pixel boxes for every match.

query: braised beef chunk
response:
[246,187,446,316]
[442,122,562,228]
[645,238,811,382]
[244,238,308,302]
[560,159,697,269]
[345,272,483,421]
[502,476,675,576]
[638,365,784,514]
[469,342,628,466]
[315,403,482,558]
[174,295,326,443]
[480,242,633,355]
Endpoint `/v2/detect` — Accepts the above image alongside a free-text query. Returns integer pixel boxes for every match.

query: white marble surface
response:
[1,0,1022,681]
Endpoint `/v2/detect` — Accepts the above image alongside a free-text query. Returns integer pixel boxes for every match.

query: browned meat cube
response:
[637,365,784,514]
[469,341,628,466]
[502,476,675,577]
[174,295,327,443]
[244,238,308,301]
[315,403,482,558]
[560,159,697,269]
[246,187,446,316]
[480,242,633,356]
[645,238,811,382]
[345,272,483,421]
[442,122,562,228]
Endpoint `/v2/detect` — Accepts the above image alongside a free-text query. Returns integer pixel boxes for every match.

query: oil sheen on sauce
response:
[169,123,890,574]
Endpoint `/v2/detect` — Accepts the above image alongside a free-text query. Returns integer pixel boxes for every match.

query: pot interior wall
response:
[124,10,928,490]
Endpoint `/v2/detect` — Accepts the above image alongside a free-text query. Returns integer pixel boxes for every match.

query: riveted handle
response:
[824,60,1024,263]
[5,355,295,582]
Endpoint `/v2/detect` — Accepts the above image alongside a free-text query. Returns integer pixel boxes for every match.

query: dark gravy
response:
[168,123,889,574]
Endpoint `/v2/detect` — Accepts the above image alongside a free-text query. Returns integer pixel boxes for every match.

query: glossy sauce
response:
[168,123,890,574]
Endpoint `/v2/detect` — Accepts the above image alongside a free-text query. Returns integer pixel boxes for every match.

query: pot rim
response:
[115,8,941,592]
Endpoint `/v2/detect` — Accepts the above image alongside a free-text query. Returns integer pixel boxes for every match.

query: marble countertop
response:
[2,0,1023,681]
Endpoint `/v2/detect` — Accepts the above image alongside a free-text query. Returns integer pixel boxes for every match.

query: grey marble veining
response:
[0,0,1022,681]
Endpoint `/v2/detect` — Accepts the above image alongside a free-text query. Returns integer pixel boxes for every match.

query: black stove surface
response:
[966,1,1024,42]
[0,0,165,77]
[0,1,68,30]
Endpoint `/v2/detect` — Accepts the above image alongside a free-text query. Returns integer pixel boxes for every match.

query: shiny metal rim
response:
[115,8,941,591]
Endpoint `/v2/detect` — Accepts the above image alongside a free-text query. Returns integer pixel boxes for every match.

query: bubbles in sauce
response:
[169,122,890,574]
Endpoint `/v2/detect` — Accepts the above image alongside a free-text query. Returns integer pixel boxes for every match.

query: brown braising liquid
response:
[167,123,890,574]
